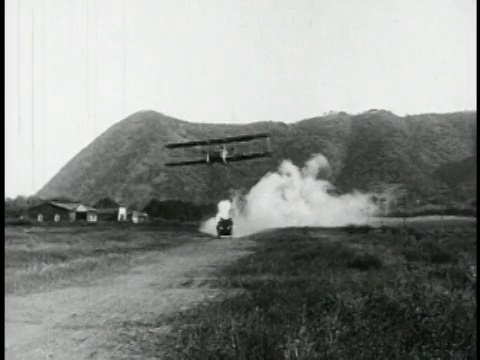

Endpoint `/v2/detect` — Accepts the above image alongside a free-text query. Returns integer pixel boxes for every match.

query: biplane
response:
[164,133,272,167]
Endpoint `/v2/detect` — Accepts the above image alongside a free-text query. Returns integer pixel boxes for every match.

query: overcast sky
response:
[5,0,476,197]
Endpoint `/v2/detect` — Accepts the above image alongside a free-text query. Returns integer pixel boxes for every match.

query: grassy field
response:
[123,221,476,359]
[5,220,476,358]
[4,223,199,296]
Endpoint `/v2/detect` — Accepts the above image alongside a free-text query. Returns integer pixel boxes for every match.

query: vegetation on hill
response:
[93,197,121,209]
[435,155,476,202]
[36,110,476,209]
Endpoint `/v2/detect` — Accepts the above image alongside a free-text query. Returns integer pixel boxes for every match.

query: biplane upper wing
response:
[225,151,272,163]
[165,133,270,149]
[164,159,207,167]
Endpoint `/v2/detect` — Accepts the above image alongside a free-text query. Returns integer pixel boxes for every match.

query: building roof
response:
[46,202,97,212]
[50,202,82,211]
[28,200,98,213]
[76,204,97,212]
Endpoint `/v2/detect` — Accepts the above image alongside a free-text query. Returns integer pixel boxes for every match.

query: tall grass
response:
[5,226,198,295]
[118,223,476,359]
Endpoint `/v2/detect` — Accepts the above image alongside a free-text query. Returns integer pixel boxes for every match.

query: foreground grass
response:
[124,222,476,359]
[5,224,201,295]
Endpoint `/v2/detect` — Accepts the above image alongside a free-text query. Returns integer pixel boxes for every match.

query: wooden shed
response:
[27,201,97,222]
[131,210,148,224]
[94,197,127,221]
[27,202,74,222]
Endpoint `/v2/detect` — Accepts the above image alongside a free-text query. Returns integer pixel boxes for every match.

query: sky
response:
[4,0,477,197]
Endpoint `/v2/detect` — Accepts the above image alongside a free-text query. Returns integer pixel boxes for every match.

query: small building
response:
[131,210,148,224]
[27,201,97,223]
[93,197,128,221]
[27,202,74,222]
[118,207,128,221]
[75,204,98,222]
[96,208,119,221]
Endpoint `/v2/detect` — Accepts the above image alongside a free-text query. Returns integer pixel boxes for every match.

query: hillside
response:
[37,110,476,208]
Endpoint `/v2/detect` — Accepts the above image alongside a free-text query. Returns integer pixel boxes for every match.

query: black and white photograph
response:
[5,0,476,358]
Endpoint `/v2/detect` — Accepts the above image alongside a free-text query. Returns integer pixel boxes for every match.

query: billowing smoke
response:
[200,154,380,237]
[201,200,233,236]
[215,200,232,221]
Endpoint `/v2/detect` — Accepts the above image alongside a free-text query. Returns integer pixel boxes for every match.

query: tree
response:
[4,195,44,219]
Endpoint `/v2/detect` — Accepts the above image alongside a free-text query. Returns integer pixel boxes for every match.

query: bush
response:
[388,206,476,218]
[4,218,33,226]
[402,248,424,262]
[142,199,216,222]
[347,253,383,271]
[342,225,374,234]
[5,195,44,219]
[420,240,454,264]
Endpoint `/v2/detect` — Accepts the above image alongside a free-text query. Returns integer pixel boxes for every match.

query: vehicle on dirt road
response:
[216,218,233,238]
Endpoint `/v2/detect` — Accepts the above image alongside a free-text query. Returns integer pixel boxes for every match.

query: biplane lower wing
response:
[225,151,272,163]
[165,133,269,149]
[165,159,207,167]
[164,151,272,167]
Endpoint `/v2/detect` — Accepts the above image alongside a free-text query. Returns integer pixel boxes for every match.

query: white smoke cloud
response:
[200,200,233,235]
[216,200,232,221]
[200,154,380,237]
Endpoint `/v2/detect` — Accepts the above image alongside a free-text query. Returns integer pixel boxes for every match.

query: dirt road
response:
[5,236,254,360]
